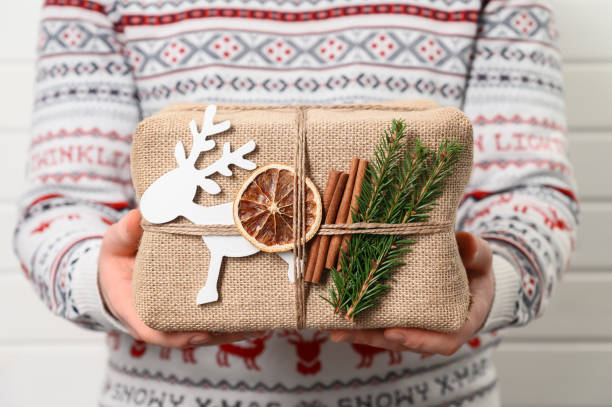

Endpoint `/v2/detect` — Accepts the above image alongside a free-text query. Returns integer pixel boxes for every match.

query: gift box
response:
[131,100,473,333]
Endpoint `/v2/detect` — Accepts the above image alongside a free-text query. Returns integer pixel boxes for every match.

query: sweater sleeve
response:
[13,0,139,332]
[458,0,579,332]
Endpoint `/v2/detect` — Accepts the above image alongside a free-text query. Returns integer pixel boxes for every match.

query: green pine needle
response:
[323,119,463,321]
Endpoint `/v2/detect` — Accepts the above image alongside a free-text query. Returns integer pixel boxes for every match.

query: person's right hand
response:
[98,209,248,348]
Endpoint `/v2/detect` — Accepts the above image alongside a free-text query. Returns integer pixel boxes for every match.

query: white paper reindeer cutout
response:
[140,105,295,305]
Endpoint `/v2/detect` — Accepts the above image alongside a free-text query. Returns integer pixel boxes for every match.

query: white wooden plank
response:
[564,63,612,130]
[571,202,612,270]
[0,64,34,130]
[494,342,612,407]
[0,132,29,202]
[0,204,19,271]
[0,343,106,407]
[0,2,41,62]
[504,272,612,341]
[0,273,104,343]
[569,133,612,200]
[553,0,612,62]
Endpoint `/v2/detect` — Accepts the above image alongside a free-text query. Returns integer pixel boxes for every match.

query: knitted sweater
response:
[14,0,578,405]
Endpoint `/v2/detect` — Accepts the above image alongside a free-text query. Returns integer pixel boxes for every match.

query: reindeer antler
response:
[175,104,231,166]
[198,140,256,194]
[169,104,256,195]
[200,141,256,177]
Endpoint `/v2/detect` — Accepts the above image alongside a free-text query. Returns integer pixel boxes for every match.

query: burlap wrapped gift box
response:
[131,100,473,333]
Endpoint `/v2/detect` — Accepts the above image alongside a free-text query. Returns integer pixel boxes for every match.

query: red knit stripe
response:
[472,114,566,132]
[31,128,133,147]
[37,173,132,185]
[28,193,65,209]
[473,159,572,175]
[42,1,479,35]
[115,5,478,32]
[44,0,107,14]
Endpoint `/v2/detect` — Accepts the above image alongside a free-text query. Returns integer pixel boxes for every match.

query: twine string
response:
[140,220,453,237]
[293,107,307,330]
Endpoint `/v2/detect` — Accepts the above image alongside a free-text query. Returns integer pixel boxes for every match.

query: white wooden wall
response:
[0,1,610,406]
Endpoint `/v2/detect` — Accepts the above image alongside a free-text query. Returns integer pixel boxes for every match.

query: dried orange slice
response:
[233,163,322,253]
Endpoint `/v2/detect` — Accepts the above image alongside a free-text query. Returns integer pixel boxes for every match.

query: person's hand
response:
[98,209,249,348]
[328,231,494,356]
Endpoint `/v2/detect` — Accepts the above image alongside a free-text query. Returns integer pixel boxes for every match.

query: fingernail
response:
[189,334,210,345]
[385,332,406,344]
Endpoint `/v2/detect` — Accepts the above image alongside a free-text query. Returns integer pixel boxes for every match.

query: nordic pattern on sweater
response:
[13,0,578,405]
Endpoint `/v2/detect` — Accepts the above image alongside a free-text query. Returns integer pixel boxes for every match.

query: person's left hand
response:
[328,231,494,357]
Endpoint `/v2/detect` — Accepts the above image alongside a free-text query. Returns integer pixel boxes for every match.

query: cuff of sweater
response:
[70,238,129,334]
[479,253,520,333]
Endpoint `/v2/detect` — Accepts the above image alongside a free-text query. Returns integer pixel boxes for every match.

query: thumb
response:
[456,231,492,274]
[103,209,143,256]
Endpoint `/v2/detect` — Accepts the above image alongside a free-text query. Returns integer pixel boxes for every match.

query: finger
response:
[127,310,212,348]
[456,230,477,261]
[204,332,251,346]
[465,270,495,333]
[105,280,205,348]
[142,328,212,348]
[104,210,143,256]
[384,269,491,356]
[132,328,247,348]
[384,328,463,356]
[330,330,409,352]
[118,294,251,348]
[456,231,492,274]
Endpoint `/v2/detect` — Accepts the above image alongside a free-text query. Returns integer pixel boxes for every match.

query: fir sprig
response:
[324,120,463,321]
[358,119,409,222]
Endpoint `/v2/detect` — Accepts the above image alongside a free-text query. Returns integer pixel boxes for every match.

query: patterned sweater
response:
[14,0,578,406]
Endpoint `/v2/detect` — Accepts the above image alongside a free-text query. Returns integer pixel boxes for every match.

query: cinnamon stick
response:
[337,159,368,268]
[325,158,360,268]
[304,170,341,282]
[310,172,348,283]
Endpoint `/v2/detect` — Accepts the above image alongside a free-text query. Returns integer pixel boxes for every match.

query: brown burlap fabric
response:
[131,99,474,333]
